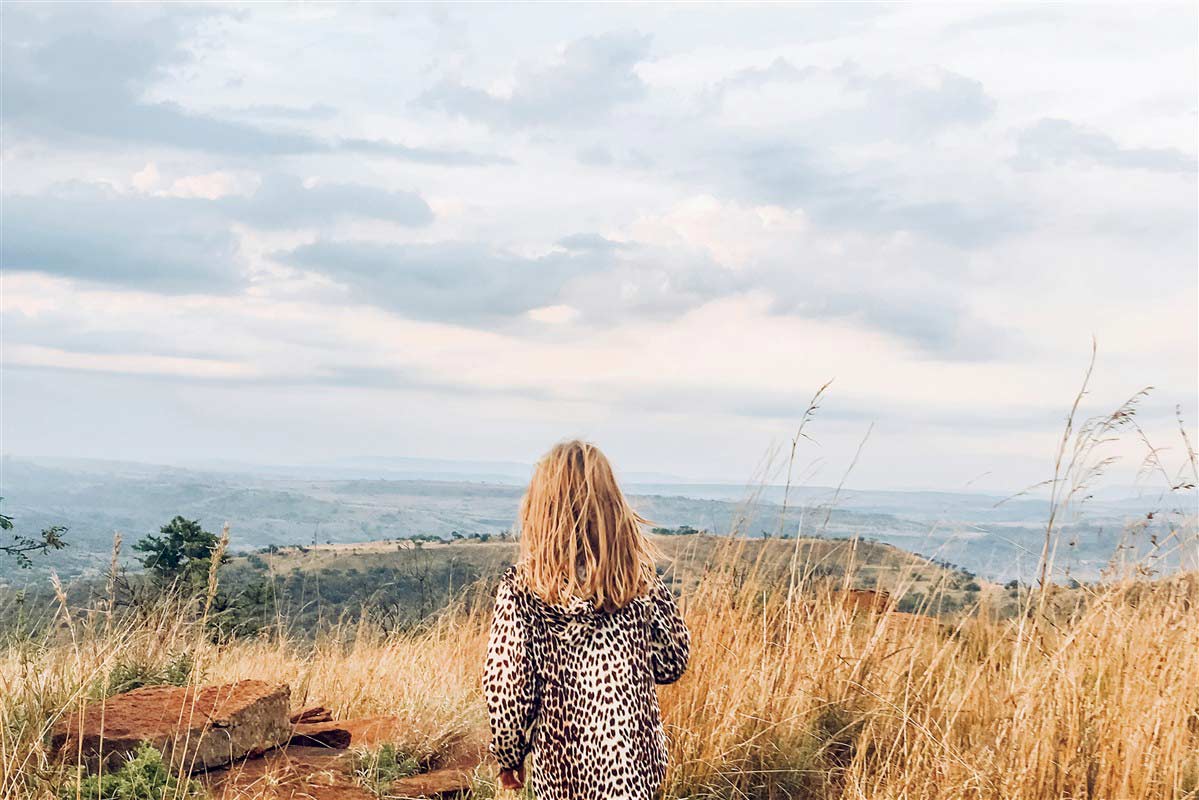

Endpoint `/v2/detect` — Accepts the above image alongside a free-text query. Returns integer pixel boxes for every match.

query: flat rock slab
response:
[205,745,481,800]
[205,745,370,800]
[291,721,353,749]
[286,716,430,751]
[391,759,480,799]
[290,705,333,724]
[205,717,487,799]
[53,680,291,772]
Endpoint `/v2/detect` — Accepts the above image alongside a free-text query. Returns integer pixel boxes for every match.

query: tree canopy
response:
[134,516,228,588]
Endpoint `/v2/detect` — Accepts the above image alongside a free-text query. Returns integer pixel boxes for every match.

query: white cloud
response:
[627,195,808,268]
[527,304,580,324]
[131,162,161,192]
[167,171,256,200]
[1,3,1194,488]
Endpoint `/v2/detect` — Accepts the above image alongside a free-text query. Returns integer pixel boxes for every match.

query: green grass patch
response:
[350,742,421,797]
[97,651,199,697]
[57,743,206,800]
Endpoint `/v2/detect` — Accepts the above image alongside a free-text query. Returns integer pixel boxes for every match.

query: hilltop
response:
[0,532,989,637]
[209,534,989,633]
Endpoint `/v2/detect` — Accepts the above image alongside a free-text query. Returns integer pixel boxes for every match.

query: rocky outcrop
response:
[207,713,488,799]
[290,720,352,749]
[205,743,486,799]
[290,705,334,724]
[52,680,291,771]
[55,680,486,798]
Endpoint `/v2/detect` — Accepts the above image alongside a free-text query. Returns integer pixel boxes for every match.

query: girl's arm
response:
[648,575,690,684]
[482,576,540,771]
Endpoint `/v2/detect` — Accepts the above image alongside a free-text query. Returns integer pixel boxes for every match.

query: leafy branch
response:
[0,499,69,568]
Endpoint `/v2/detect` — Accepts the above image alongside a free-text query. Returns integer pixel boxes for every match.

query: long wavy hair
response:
[517,440,655,612]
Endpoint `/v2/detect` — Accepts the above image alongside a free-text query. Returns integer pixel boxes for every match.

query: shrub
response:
[57,743,206,800]
[100,651,198,697]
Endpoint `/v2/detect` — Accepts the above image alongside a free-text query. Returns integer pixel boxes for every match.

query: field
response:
[3,530,1197,800]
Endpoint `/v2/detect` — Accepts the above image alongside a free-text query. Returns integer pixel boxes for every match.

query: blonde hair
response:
[517,440,655,611]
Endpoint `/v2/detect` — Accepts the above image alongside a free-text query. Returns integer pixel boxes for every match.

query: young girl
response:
[483,440,691,800]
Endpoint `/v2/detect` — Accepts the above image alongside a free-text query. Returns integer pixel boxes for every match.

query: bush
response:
[100,652,198,697]
[350,742,421,797]
[651,525,702,536]
[58,743,206,800]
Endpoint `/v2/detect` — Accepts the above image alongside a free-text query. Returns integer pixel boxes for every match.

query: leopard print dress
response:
[483,565,690,800]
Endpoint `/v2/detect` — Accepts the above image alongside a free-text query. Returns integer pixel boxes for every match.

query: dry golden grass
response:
[3,531,1197,800]
[658,543,1199,799]
[0,596,490,798]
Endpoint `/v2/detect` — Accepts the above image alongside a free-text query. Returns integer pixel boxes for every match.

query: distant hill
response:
[206,533,989,633]
[0,532,987,636]
[2,455,1191,587]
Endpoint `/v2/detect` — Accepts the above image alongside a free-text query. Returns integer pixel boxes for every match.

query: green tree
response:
[0,498,68,568]
[134,516,228,588]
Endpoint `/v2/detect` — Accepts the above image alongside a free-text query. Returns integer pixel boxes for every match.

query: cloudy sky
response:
[2,3,1196,491]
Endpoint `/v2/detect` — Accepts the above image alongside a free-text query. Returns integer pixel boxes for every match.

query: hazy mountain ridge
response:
[1,455,1190,586]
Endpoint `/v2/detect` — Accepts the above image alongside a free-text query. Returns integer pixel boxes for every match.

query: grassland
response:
[3,525,1196,799]
[5,375,1198,798]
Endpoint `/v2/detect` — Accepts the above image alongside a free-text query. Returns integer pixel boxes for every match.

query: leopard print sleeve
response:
[648,575,690,685]
[483,572,540,770]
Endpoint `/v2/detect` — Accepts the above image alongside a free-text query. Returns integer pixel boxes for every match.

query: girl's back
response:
[482,440,690,800]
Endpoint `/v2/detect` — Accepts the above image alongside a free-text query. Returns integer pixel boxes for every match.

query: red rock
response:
[335,716,411,747]
[204,745,369,800]
[52,680,291,771]
[290,721,352,749]
[204,717,488,799]
[391,755,480,798]
[290,705,333,724]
